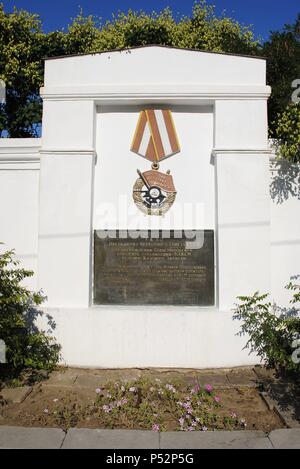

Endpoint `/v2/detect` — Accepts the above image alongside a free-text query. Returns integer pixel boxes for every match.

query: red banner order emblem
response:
[142,170,176,193]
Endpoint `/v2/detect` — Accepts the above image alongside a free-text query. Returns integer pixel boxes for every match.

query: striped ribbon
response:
[131,109,180,162]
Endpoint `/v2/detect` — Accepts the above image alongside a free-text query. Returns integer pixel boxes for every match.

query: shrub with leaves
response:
[273,104,300,163]
[0,245,60,375]
[234,282,300,373]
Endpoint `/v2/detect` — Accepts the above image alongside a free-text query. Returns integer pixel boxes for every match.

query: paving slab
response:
[196,372,230,389]
[1,386,32,403]
[160,431,272,449]
[269,429,300,449]
[142,369,198,386]
[253,366,278,384]
[0,426,65,449]
[75,369,142,388]
[227,369,257,387]
[75,373,107,389]
[62,428,159,449]
[43,369,78,387]
[267,383,300,428]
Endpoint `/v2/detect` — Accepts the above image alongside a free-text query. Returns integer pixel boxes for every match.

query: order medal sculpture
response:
[131,109,180,216]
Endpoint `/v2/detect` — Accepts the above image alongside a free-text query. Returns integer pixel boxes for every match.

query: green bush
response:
[0,245,61,376]
[233,281,300,373]
[273,103,300,163]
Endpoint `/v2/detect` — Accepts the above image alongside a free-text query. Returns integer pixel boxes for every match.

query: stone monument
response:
[1,46,299,368]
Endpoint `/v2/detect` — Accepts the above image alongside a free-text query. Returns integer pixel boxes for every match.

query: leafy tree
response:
[0,5,44,137]
[0,246,60,375]
[65,3,259,54]
[263,14,300,136]
[0,0,299,156]
[273,103,300,162]
[0,2,259,136]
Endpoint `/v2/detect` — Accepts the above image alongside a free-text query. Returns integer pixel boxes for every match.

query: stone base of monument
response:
[38,306,257,369]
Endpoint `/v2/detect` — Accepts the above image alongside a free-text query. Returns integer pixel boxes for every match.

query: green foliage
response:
[83,3,259,54]
[234,283,300,373]
[0,1,299,159]
[0,245,60,373]
[287,279,300,304]
[273,103,300,162]
[263,14,300,136]
[0,1,259,136]
[0,5,44,137]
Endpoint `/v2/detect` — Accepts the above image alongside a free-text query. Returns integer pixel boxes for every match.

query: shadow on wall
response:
[270,159,300,204]
[24,307,57,336]
[274,275,300,319]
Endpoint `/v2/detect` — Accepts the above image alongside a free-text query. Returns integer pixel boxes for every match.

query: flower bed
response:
[0,376,283,432]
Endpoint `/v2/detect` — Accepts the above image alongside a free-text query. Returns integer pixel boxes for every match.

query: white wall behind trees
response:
[0,139,40,291]
[270,158,300,309]
[1,139,298,310]
[0,47,299,368]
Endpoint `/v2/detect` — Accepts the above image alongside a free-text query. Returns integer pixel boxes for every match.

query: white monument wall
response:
[0,139,40,291]
[0,46,299,368]
[270,159,300,309]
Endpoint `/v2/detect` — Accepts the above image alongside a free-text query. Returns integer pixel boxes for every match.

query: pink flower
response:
[166,384,176,393]
[179,417,185,427]
[202,426,208,432]
[43,408,49,414]
[204,384,213,393]
[192,384,200,394]
[95,388,101,394]
[182,402,191,410]
[214,396,220,403]
[152,424,160,432]
[230,411,237,419]
[102,404,111,413]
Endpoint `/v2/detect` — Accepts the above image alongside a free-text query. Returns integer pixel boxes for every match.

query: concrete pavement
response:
[0,427,299,449]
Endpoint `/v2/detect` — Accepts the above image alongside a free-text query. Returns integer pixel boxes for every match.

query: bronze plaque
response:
[93,231,214,306]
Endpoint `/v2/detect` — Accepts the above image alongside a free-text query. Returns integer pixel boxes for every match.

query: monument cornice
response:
[212,148,272,156]
[40,84,271,102]
[39,149,96,156]
[0,139,41,169]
